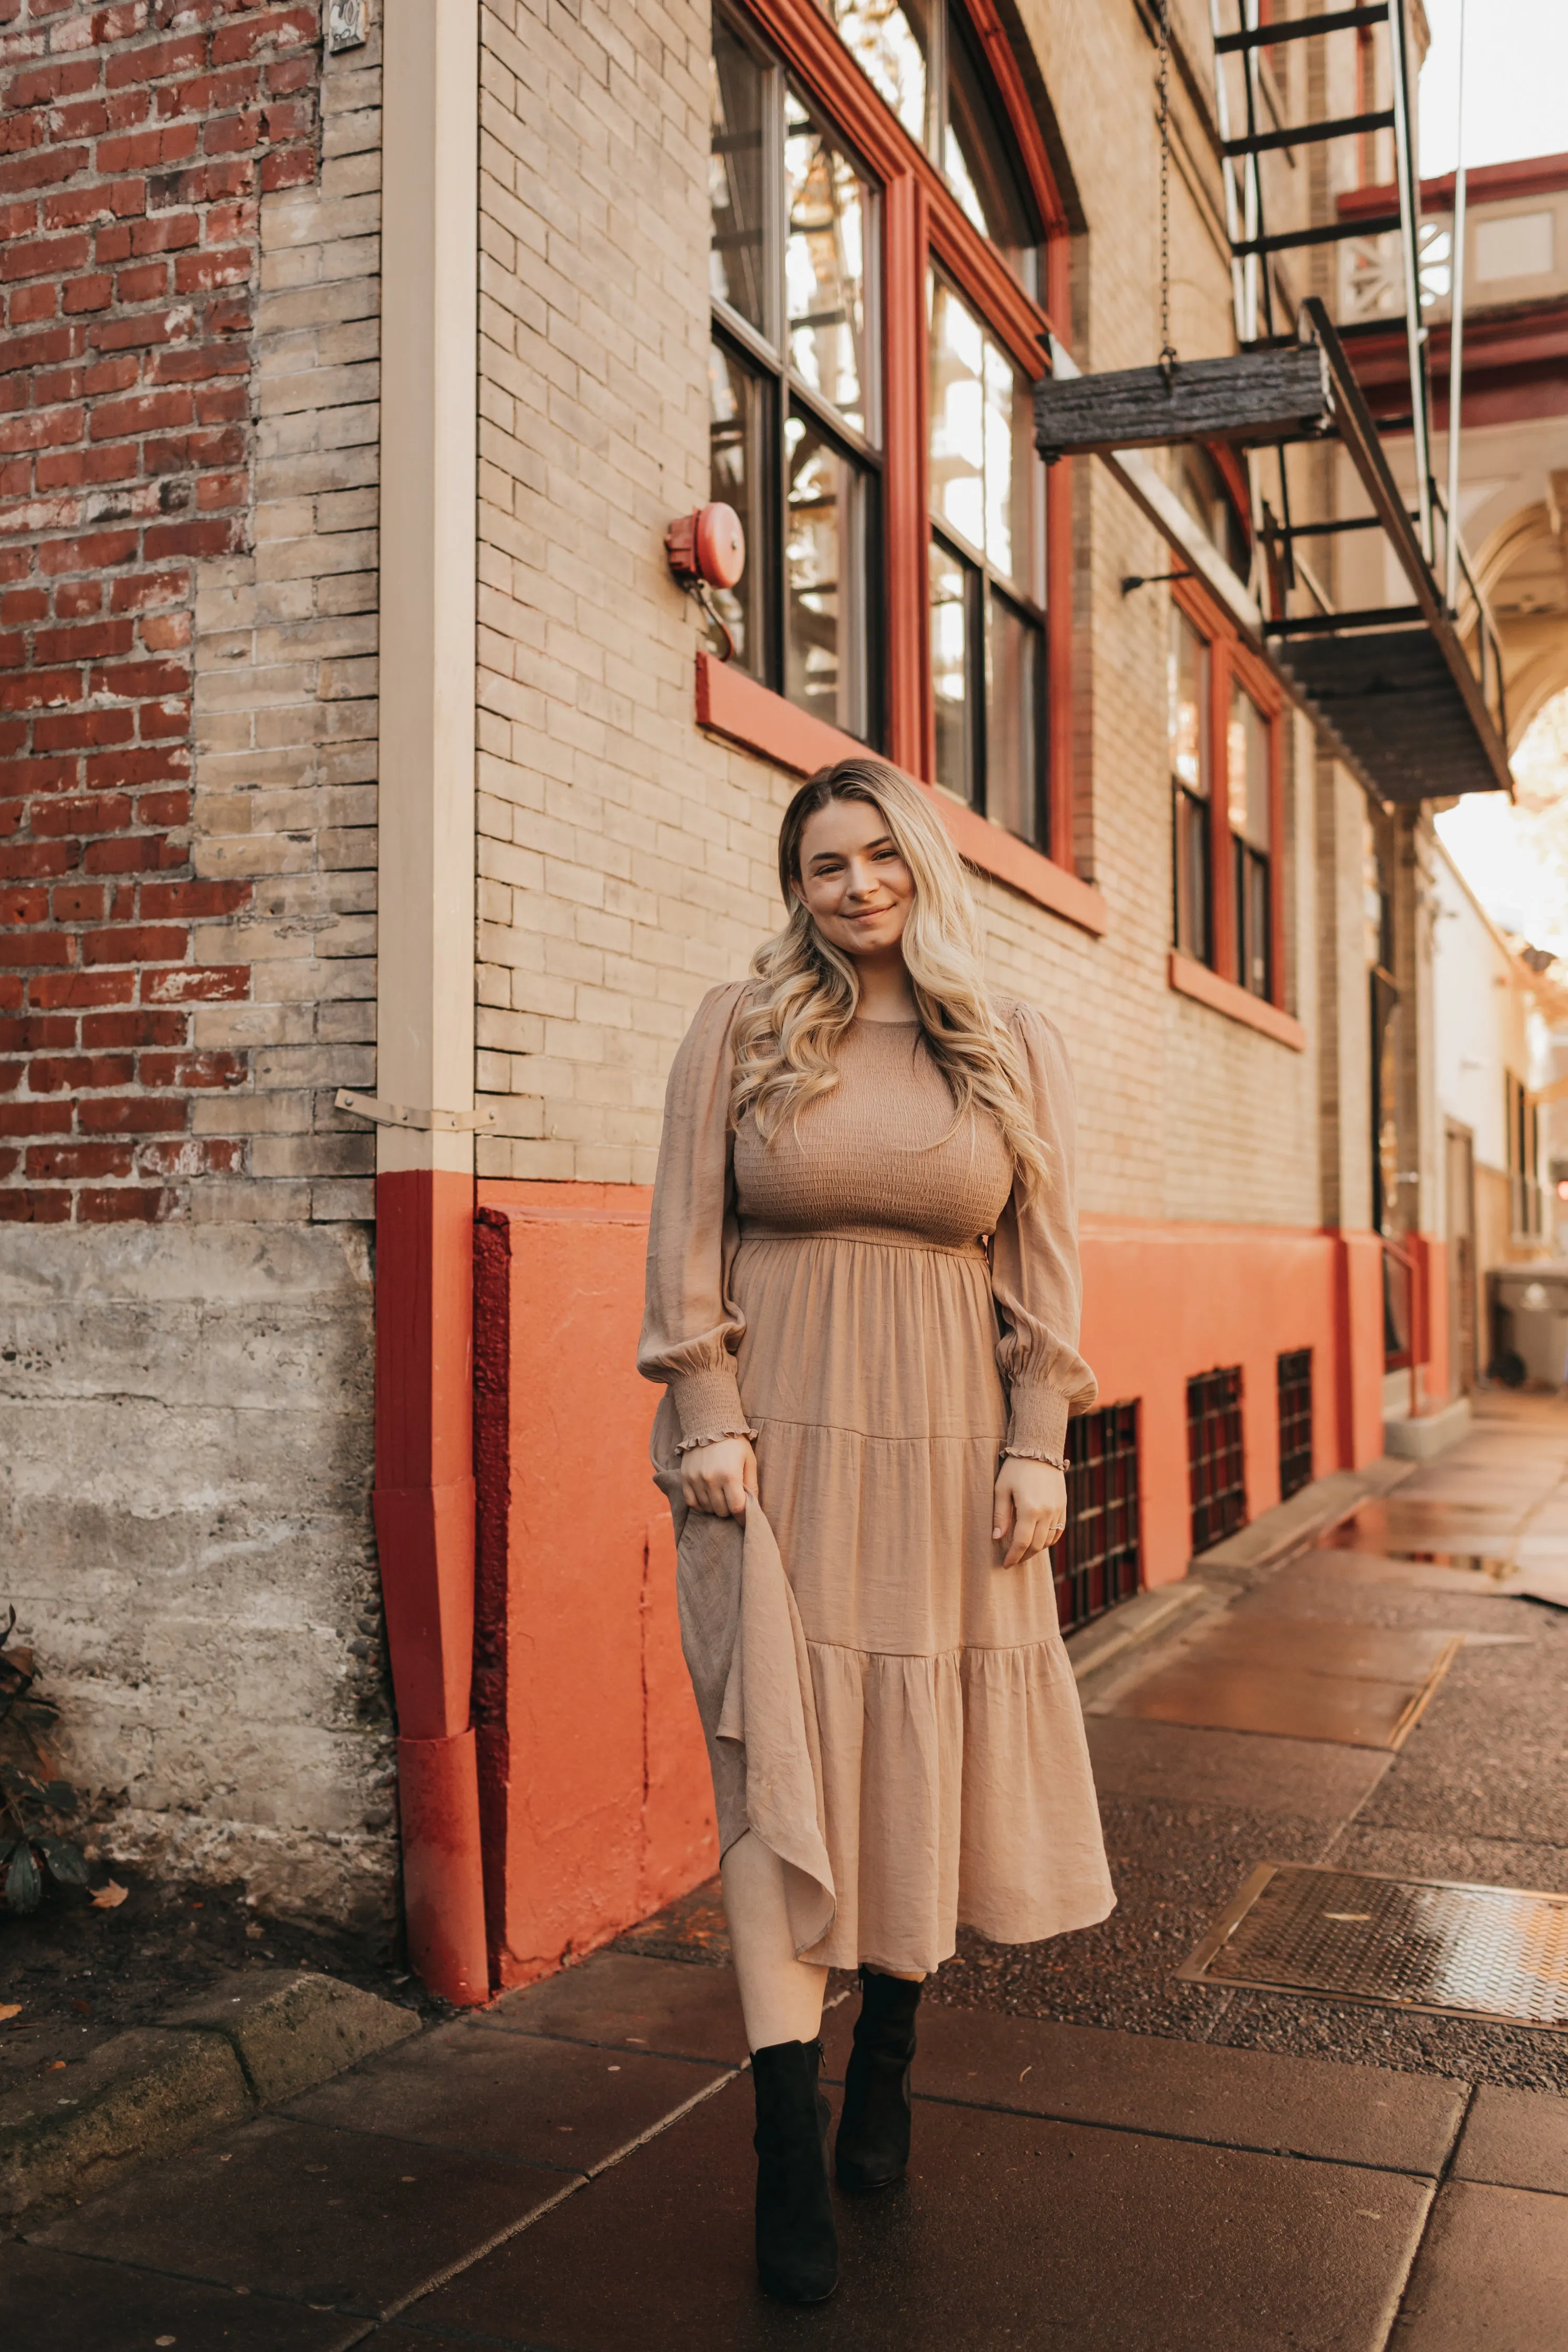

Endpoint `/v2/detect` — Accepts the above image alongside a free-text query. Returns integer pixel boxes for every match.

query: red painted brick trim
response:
[695,654,1109,938]
[1168,950,1307,1051]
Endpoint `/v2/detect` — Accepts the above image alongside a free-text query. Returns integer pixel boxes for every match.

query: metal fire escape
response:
[1033,1,1512,805]
[1208,0,1511,803]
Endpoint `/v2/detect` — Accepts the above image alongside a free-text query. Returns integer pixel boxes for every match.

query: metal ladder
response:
[1206,1,1435,586]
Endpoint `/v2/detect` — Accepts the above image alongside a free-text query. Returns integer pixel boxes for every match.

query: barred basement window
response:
[1050,1401,1142,1636]
[1277,1348,1313,1503]
[1187,1365,1246,1555]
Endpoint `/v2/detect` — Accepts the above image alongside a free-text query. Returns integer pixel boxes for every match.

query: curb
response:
[1,1968,419,2227]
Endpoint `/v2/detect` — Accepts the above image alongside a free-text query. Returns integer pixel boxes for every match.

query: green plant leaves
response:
[37,1837,88,1886]
[3,1842,41,1915]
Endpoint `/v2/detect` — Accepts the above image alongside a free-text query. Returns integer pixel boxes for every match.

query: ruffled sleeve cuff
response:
[667,1359,753,1451]
[1004,1382,1071,1466]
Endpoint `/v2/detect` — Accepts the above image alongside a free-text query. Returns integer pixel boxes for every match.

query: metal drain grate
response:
[1179,1864,1568,2030]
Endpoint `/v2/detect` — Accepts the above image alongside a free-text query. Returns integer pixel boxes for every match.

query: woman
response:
[638,756,1113,2304]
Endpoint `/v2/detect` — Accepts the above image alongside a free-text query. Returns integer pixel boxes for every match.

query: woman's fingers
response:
[991,1482,1014,1549]
[681,1437,758,1519]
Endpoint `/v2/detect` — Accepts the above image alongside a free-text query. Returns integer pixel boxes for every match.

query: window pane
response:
[944,2,1039,292]
[1237,841,1271,998]
[987,590,1044,846]
[982,335,1038,596]
[785,98,873,439]
[820,0,933,145]
[1174,791,1210,962]
[710,17,771,337]
[929,278,985,554]
[931,279,1039,590]
[1226,684,1271,849]
[930,536,972,801]
[786,409,868,735]
[1169,611,1210,797]
[709,340,769,678]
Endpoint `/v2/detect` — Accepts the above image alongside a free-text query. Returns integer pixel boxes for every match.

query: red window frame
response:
[1168,573,1300,1048]
[699,0,1085,911]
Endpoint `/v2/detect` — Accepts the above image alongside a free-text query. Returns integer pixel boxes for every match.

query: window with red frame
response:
[709,12,884,743]
[1168,584,1284,1006]
[706,0,1064,859]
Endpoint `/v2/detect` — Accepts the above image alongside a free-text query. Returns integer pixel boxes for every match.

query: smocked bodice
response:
[732,1019,1015,1250]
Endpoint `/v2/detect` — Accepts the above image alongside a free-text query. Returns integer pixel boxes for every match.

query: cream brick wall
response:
[471,0,1333,1238]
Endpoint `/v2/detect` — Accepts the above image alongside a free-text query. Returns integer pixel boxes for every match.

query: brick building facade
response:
[1,0,1485,1991]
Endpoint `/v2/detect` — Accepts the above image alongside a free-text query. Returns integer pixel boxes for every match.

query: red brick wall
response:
[0,1,321,1223]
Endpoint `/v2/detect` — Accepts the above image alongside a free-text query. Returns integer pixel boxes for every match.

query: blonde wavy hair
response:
[731,757,1051,1201]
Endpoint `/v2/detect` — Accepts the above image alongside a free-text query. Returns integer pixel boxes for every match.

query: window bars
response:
[1051,1401,1143,1636]
[1277,1347,1314,1502]
[1187,1366,1247,1555]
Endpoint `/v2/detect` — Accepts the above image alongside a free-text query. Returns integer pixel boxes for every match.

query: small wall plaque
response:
[327,0,368,53]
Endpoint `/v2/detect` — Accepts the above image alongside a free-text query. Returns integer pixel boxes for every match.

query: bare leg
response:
[721,1830,829,2051]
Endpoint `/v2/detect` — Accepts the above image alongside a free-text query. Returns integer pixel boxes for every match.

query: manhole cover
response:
[1179,1864,1568,2029]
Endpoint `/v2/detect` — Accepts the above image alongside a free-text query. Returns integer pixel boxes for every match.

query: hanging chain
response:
[1157,0,1178,383]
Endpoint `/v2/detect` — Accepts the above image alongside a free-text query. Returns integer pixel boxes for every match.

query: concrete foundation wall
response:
[0,1221,390,1930]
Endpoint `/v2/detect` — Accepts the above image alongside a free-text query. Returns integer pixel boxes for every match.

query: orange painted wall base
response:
[473,1186,716,1989]
[471,1182,1399,1975]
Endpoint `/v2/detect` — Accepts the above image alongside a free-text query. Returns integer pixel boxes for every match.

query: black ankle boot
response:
[750,2038,838,2304]
[835,1967,920,2192]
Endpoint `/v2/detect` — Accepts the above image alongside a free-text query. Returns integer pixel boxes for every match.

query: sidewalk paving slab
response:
[280,2013,731,2172]
[1085,1717,1393,1817]
[817,2000,1466,2175]
[0,2241,363,2352]
[29,2109,571,2321]
[392,2068,1433,2352]
[475,1947,750,2066]
[1452,2082,1568,2193]
[1390,2180,1568,2349]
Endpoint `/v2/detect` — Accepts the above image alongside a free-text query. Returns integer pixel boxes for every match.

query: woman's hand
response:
[993,1458,1066,1568]
[681,1435,758,1520]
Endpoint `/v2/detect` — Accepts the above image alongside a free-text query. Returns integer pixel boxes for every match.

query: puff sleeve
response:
[989,1001,1098,1463]
[637,979,758,1451]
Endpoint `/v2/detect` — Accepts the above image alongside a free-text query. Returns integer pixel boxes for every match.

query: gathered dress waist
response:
[736,1221,990,1262]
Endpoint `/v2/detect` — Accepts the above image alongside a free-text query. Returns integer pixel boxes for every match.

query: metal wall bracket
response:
[335,1088,498,1132]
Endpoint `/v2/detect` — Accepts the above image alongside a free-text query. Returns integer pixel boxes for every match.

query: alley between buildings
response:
[5,1394,1565,2349]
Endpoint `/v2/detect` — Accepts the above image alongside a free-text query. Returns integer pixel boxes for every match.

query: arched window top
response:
[820,0,1042,294]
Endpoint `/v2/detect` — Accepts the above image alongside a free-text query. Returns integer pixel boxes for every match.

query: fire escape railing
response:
[1205,0,1511,800]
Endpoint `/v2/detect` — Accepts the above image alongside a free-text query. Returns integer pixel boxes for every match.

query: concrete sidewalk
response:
[4,1393,1566,2349]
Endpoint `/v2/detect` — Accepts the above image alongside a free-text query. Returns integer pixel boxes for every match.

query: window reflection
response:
[1227,687,1270,849]
[929,538,971,798]
[709,341,768,676]
[1170,611,1212,964]
[785,98,872,439]
[930,281,986,553]
[943,6,1040,293]
[816,2,1041,293]
[710,17,770,336]
[987,590,1042,843]
[821,0,933,144]
[1228,683,1272,997]
[930,279,1038,595]
[786,409,868,734]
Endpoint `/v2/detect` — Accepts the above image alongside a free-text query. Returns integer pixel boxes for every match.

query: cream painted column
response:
[378,0,477,1175]
[372,0,489,2005]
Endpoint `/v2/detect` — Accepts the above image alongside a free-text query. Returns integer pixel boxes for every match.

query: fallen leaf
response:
[90,1880,129,1909]
[48,2060,65,2071]
[0,2003,21,2023]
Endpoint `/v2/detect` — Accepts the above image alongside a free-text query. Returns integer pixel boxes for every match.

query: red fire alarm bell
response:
[665,502,746,592]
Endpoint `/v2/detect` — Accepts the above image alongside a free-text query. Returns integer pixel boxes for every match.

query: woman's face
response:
[793,797,915,961]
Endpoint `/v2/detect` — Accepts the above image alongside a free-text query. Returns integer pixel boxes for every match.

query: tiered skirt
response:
[654,1228,1114,1976]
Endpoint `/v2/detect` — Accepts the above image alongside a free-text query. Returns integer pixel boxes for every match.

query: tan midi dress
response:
[638,982,1114,1976]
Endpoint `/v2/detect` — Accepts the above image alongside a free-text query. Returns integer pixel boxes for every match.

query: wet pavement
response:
[5,1393,1566,2348]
